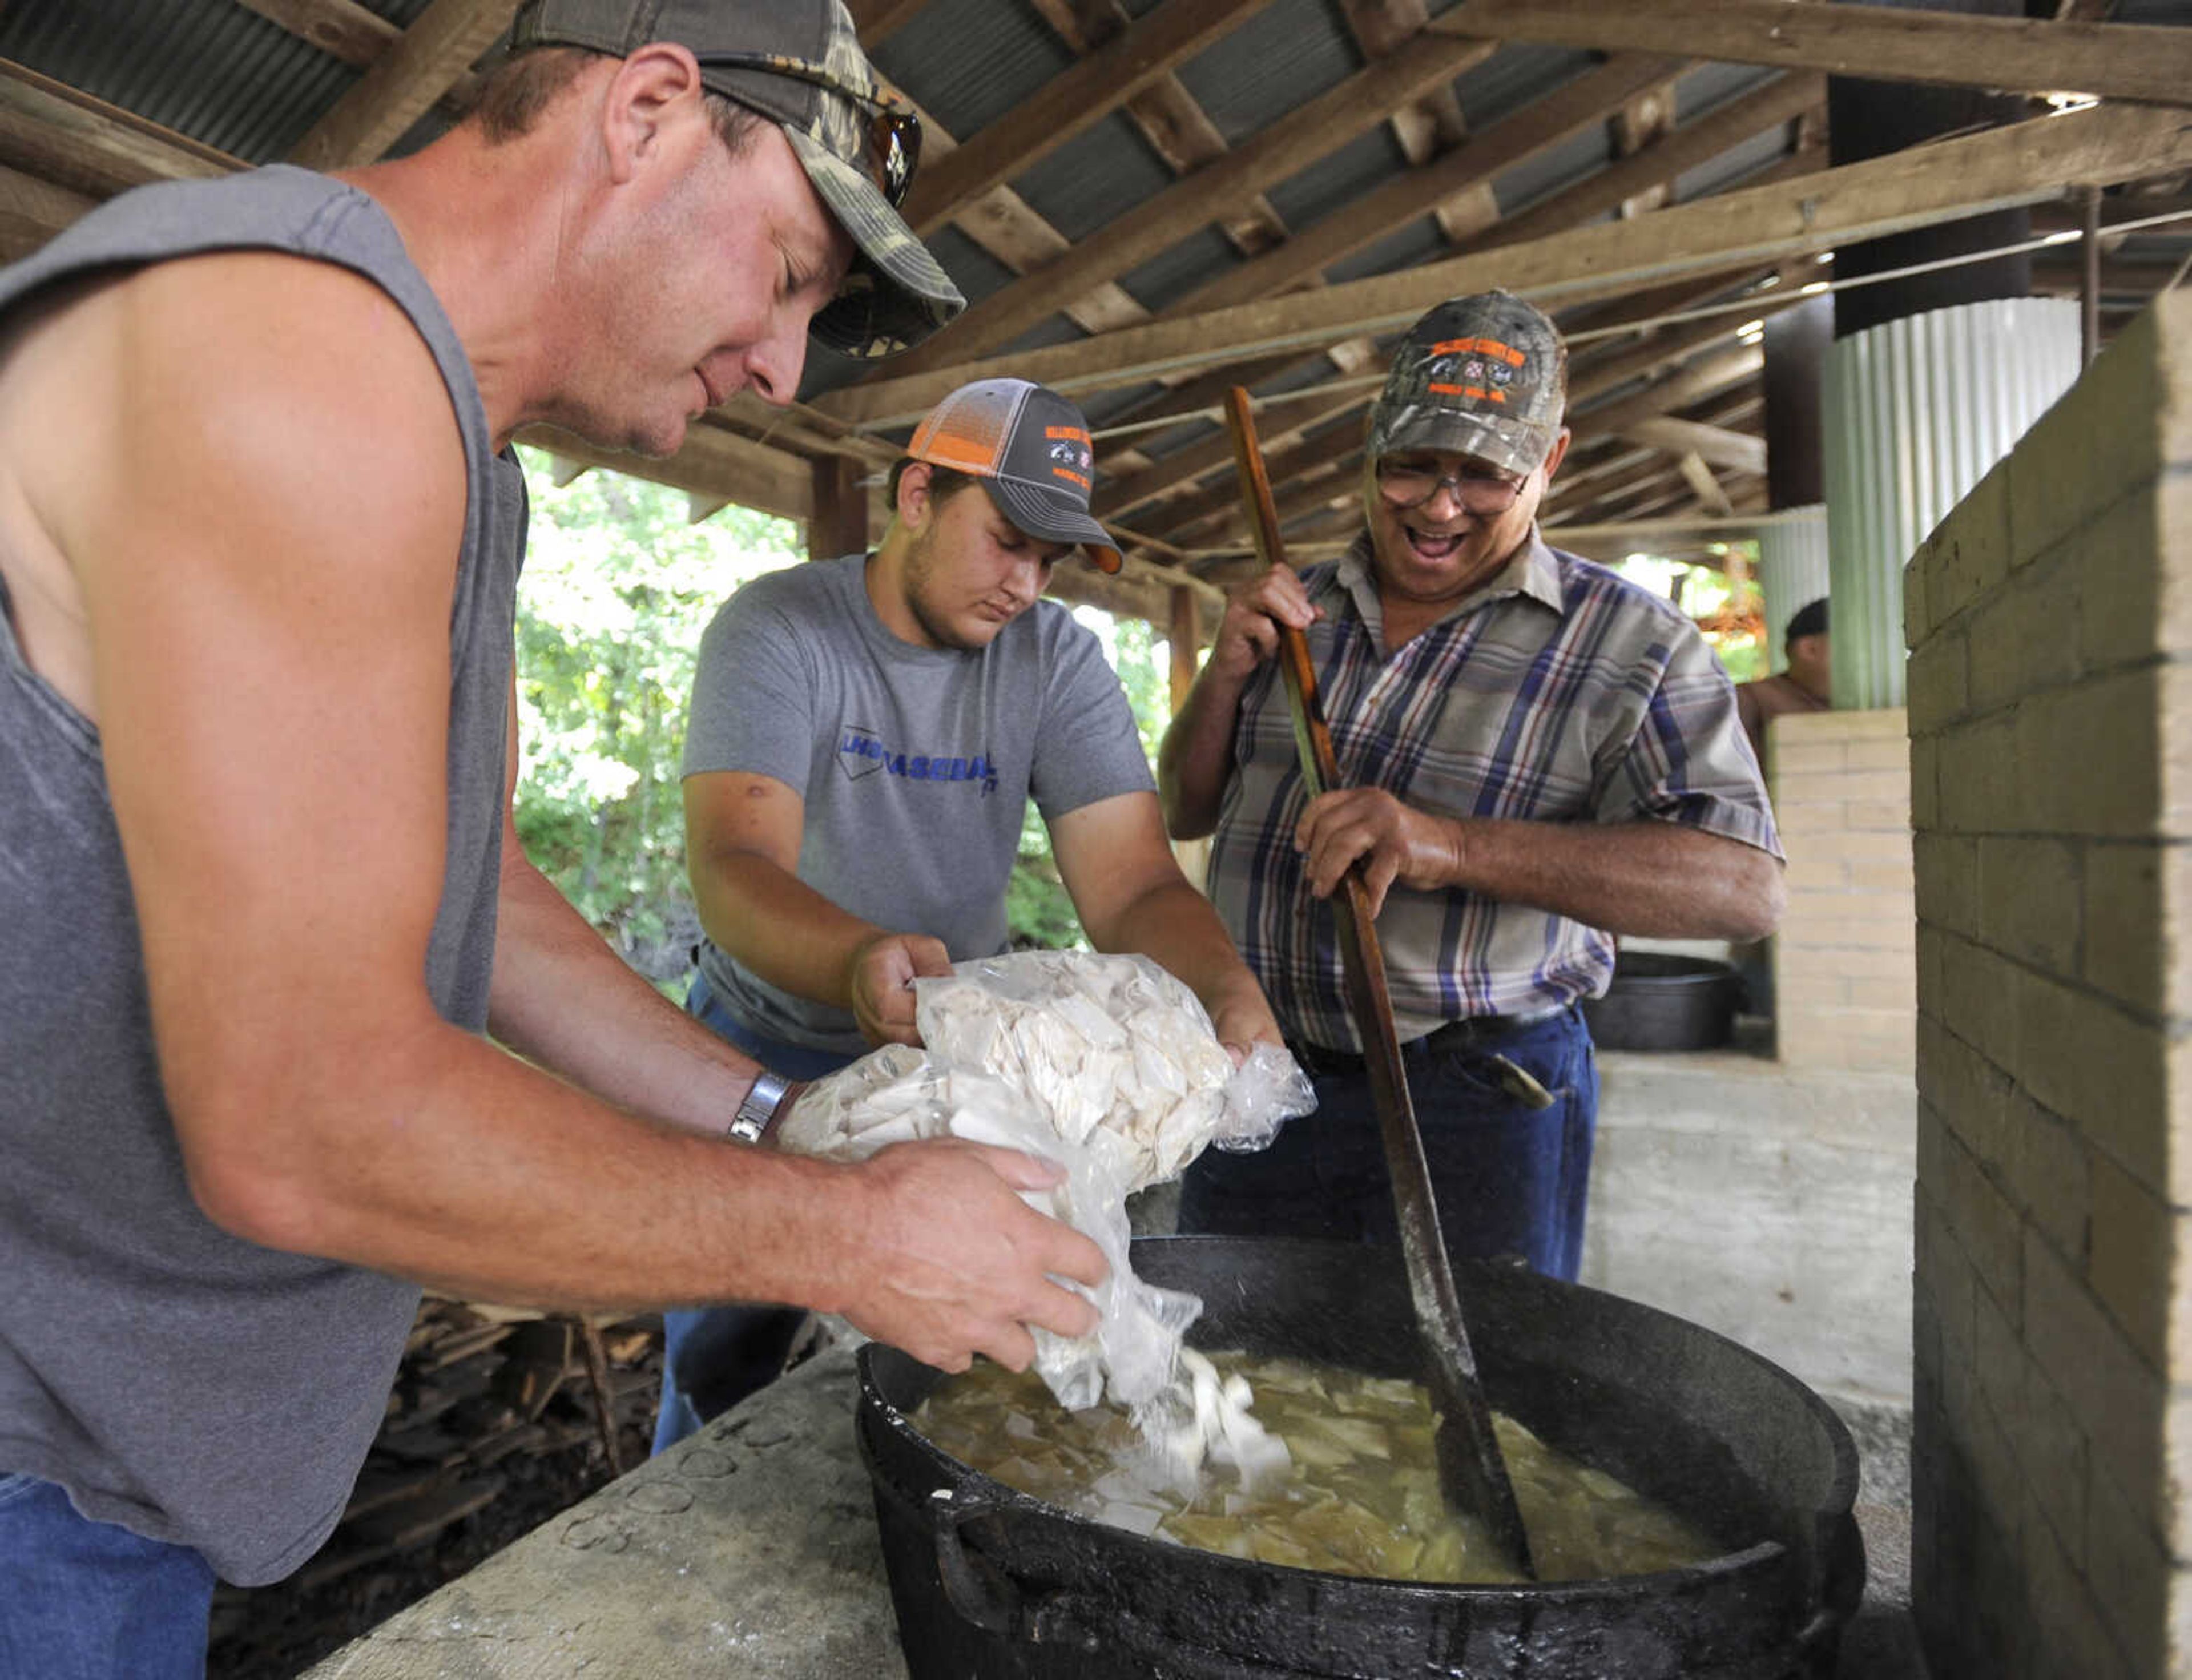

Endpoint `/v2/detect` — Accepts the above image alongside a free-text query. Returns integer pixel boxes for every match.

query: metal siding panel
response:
[1821,299,2081,708]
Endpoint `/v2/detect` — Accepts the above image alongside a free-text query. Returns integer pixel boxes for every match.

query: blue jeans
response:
[654,972,860,1456]
[1179,1005,1598,1281]
[0,1472,215,1680]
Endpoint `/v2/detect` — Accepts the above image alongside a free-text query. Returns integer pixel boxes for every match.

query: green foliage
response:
[507,451,1180,972]
[510,448,803,980]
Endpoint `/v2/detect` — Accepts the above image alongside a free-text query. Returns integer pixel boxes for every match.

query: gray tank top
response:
[0,166,523,1585]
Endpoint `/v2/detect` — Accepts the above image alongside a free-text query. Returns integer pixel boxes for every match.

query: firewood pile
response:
[208,1298,664,1678]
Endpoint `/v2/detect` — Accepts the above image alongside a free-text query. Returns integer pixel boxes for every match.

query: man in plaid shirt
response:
[1159,291,1784,1280]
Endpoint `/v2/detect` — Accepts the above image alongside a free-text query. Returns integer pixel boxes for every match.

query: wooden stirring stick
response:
[1222,387,1536,1579]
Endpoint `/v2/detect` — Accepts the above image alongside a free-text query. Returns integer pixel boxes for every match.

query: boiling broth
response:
[912,1352,1723,1585]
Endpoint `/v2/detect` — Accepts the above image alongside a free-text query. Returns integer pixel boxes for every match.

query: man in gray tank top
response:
[0,4,1109,1672]
[659,378,1284,1447]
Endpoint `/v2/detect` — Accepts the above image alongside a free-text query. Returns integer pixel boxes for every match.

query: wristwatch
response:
[727,1070,797,1146]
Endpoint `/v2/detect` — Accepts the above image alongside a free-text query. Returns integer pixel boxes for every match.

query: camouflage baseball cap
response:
[1367,291,1568,478]
[906,379,1123,573]
[508,0,965,358]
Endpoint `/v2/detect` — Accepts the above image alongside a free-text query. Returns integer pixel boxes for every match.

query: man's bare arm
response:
[486,692,767,1134]
[44,255,1098,1363]
[1050,791,1282,1054]
[683,769,952,1044]
[1294,786,1786,940]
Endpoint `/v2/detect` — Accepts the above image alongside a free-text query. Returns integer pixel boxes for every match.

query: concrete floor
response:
[304,1347,1929,1679]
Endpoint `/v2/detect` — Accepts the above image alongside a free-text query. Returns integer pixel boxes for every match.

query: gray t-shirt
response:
[682,553,1155,1057]
[0,168,521,1586]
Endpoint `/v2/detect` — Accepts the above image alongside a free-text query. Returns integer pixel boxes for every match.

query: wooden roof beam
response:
[1094,384,1372,521]
[1091,80,1812,447]
[815,100,2192,425]
[1432,0,2192,106]
[1026,0,1291,259]
[902,0,1282,235]
[290,0,520,170]
[875,27,1498,376]
[845,0,930,46]
[1624,415,1768,474]
[517,418,816,525]
[1338,0,1498,245]
[1676,450,1736,517]
[1151,421,1368,543]
[859,71,1822,426]
[0,159,95,264]
[1164,52,1689,319]
[0,60,236,201]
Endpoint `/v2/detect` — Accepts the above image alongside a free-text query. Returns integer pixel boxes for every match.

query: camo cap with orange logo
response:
[905,379,1122,572]
[1368,291,1568,479]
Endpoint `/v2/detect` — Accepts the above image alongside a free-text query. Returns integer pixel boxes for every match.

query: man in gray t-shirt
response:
[660,379,1282,1445]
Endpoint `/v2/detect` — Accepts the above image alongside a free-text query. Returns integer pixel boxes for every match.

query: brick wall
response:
[1905,292,2192,1677]
[1771,708,1916,1073]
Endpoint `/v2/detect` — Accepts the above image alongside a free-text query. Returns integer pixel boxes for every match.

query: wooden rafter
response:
[1432,0,2192,106]
[289,0,520,171]
[1025,0,1291,259]
[873,28,1499,377]
[1158,53,1689,319]
[900,0,1280,235]
[815,100,2192,426]
[1625,415,1768,474]
[1337,0,1497,246]
[0,61,235,203]
[887,68,1820,434]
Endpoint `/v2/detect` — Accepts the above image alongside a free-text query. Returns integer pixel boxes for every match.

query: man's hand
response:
[1205,564,1320,686]
[847,931,954,1047]
[839,1139,1106,1372]
[1295,787,1461,918]
[1208,989,1286,1066]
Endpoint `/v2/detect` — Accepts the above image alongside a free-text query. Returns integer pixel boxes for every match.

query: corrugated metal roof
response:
[1170,2,1360,147]
[869,0,1067,140]
[0,0,2182,541]
[1264,122,1409,232]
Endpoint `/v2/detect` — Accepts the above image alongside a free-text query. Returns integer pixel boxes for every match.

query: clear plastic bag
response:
[775,951,1315,1436]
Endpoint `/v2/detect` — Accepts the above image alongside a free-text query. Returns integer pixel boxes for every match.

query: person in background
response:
[0,6,1111,1673]
[1736,596,1832,773]
[1158,289,1784,1284]
[658,376,1284,1449]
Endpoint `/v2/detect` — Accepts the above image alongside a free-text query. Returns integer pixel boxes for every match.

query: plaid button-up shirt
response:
[1205,527,1782,1051]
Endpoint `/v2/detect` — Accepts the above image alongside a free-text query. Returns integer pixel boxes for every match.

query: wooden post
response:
[807,455,869,560]
[1168,585,1202,714]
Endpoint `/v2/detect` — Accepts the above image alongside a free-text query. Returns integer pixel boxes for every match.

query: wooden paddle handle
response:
[1222,388,1344,802]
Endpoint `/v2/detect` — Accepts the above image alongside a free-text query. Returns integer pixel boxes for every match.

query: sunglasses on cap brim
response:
[692,51,922,208]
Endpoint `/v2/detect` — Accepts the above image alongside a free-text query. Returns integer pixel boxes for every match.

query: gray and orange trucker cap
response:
[1367,291,1568,478]
[906,379,1123,573]
[508,0,965,360]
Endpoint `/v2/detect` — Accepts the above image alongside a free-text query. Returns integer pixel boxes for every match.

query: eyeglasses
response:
[693,53,922,208]
[1373,457,1529,514]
